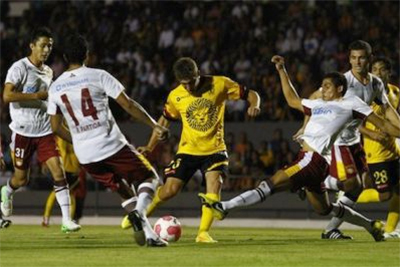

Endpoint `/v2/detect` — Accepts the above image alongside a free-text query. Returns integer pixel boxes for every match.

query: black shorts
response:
[368,159,400,193]
[164,151,228,184]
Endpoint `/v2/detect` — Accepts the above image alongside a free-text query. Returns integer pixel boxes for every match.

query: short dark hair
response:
[63,34,88,64]
[323,72,348,96]
[30,27,53,44]
[348,40,372,56]
[173,57,198,81]
[371,57,392,71]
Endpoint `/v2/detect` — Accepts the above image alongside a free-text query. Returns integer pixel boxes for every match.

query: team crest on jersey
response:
[15,159,23,167]
[345,166,355,175]
[186,98,217,132]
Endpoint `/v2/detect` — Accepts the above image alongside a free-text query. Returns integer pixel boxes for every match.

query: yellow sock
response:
[70,194,76,219]
[198,193,220,234]
[146,187,164,217]
[357,189,380,203]
[385,194,399,233]
[43,191,56,219]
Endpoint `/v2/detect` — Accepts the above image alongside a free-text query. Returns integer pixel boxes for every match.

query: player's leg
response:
[147,177,184,216]
[42,190,56,227]
[307,190,384,241]
[384,188,400,238]
[1,133,33,217]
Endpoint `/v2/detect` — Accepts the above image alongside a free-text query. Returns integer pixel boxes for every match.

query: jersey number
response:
[61,88,98,126]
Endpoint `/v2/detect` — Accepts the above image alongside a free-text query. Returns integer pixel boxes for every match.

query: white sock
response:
[136,192,152,215]
[223,180,271,210]
[325,195,356,232]
[324,175,339,191]
[121,197,137,213]
[141,214,158,240]
[4,179,16,198]
[330,203,372,231]
[54,185,71,223]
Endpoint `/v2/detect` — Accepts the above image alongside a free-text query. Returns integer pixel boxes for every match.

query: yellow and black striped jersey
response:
[163,76,247,155]
[363,83,400,163]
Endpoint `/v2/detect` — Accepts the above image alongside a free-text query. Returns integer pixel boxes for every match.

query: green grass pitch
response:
[0,225,399,267]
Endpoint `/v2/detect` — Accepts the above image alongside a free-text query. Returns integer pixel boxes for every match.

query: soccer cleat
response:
[321,229,353,240]
[383,230,400,239]
[369,220,385,242]
[128,210,146,246]
[61,220,81,233]
[146,237,168,247]
[0,218,11,228]
[198,193,227,220]
[195,231,217,243]
[1,186,13,217]
[121,215,132,229]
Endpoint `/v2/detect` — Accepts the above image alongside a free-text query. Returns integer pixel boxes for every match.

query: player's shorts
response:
[81,145,157,191]
[368,159,400,193]
[283,151,329,193]
[164,151,228,184]
[10,132,59,170]
[329,143,368,181]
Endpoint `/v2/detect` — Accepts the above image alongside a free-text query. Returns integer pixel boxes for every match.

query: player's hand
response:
[36,91,48,100]
[247,106,261,117]
[0,158,6,171]
[371,131,390,145]
[154,124,170,141]
[137,146,151,156]
[271,55,285,70]
[293,127,305,142]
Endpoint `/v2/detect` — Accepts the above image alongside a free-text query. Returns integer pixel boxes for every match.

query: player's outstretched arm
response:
[139,116,171,155]
[115,91,169,141]
[271,55,302,112]
[50,114,72,143]
[3,83,48,104]
[246,90,261,117]
[384,101,400,128]
[359,125,389,144]
[367,113,400,138]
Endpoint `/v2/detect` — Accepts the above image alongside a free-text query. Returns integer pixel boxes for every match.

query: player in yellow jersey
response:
[358,57,400,238]
[122,57,260,242]
[42,133,86,226]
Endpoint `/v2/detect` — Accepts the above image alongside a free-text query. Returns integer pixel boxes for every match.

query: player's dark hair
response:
[348,40,372,56]
[371,57,391,72]
[63,34,88,64]
[173,57,198,81]
[30,27,53,44]
[323,72,348,96]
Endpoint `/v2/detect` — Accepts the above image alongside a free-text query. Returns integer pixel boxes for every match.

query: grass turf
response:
[0,225,399,267]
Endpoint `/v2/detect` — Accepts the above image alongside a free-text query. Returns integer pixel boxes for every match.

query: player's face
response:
[321,78,342,101]
[349,50,369,75]
[371,61,390,84]
[180,74,200,93]
[30,37,53,63]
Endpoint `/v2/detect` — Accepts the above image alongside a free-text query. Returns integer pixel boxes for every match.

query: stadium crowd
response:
[1,1,399,123]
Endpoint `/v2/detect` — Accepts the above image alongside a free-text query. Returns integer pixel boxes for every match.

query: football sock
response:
[325,195,355,232]
[121,197,137,213]
[324,175,340,191]
[70,194,76,218]
[357,189,380,203]
[331,202,372,231]
[43,191,56,220]
[4,179,16,198]
[146,187,163,216]
[198,193,219,234]
[54,185,72,223]
[223,180,271,210]
[136,192,152,215]
[385,194,399,233]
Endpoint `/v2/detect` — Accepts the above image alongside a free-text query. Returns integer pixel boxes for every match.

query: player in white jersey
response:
[321,40,400,239]
[199,55,400,242]
[47,33,169,247]
[1,27,80,233]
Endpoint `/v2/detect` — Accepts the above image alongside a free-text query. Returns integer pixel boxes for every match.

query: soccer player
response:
[1,27,80,233]
[123,57,261,243]
[357,57,400,239]
[47,33,169,247]
[42,134,86,227]
[200,55,400,242]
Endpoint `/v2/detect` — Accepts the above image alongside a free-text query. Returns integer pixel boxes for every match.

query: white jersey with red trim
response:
[301,96,372,162]
[334,70,388,146]
[5,57,53,137]
[47,66,128,164]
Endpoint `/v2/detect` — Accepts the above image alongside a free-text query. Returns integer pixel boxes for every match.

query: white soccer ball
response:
[154,215,182,242]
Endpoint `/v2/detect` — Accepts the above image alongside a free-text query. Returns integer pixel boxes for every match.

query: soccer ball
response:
[154,215,182,242]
